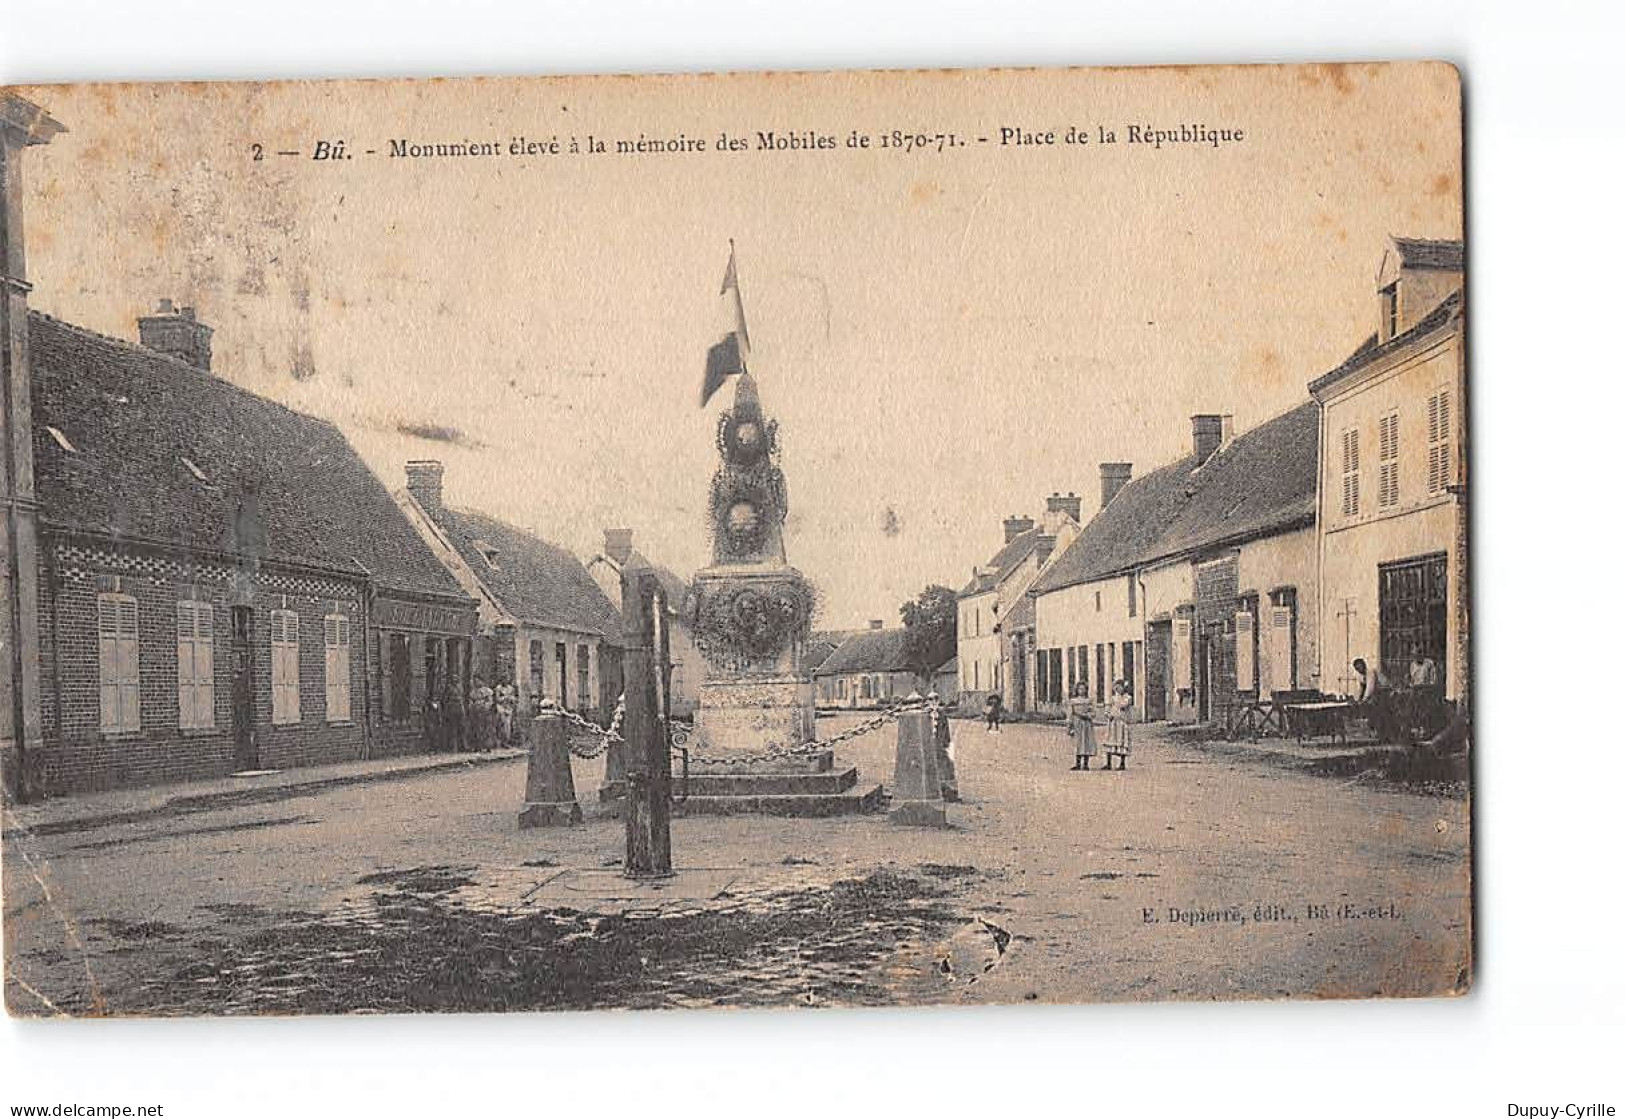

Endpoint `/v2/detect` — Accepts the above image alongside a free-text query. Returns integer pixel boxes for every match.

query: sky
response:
[13,63,1462,629]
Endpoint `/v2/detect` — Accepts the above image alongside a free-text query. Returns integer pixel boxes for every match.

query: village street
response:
[2,715,1470,1016]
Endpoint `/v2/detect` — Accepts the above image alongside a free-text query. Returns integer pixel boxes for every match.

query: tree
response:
[900,584,958,683]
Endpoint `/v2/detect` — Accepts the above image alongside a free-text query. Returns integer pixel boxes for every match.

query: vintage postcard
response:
[0,62,1468,1017]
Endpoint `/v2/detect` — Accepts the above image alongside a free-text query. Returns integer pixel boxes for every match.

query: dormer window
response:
[472,540,500,569]
[1380,282,1399,340]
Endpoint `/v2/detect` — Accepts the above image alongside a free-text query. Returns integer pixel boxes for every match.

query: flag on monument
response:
[701,243,752,406]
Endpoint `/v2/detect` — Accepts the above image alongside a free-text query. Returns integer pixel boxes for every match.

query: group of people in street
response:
[1351,652,1445,744]
[1066,680,1133,771]
[427,677,521,753]
[980,683,1135,770]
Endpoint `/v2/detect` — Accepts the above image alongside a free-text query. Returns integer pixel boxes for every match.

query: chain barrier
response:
[536,694,625,760]
[536,690,948,766]
[673,693,947,769]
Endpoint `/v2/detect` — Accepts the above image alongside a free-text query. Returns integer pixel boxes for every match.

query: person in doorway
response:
[469,676,495,752]
[1066,682,1098,770]
[494,679,518,746]
[1104,679,1133,770]
[1352,658,1399,743]
[984,692,1003,733]
[1406,652,1442,739]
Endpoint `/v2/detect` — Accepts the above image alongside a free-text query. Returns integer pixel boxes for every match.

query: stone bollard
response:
[890,703,948,828]
[930,692,960,803]
[518,702,583,828]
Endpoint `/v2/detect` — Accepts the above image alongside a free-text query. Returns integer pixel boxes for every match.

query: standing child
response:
[1105,679,1133,770]
[984,692,1003,733]
[1066,683,1098,770]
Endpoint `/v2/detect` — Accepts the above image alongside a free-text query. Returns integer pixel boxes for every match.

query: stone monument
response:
[686,373,818,759]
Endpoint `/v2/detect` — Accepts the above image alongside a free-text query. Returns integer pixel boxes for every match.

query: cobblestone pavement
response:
[2,715,1470,1016]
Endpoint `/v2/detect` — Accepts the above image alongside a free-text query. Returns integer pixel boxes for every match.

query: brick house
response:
[395,462,621,721]
[1030,405,1320,726]
[23,309,478,795]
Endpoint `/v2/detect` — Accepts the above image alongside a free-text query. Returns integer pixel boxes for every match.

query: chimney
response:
[1100,463,1133,508]
[137,299,214,371]
[1192,414,1225,464]
[1043,492,1082,531]
[868,619,884,630]
[1003,514,1035,544]
[405,460,445,513]
[604,528,634,564]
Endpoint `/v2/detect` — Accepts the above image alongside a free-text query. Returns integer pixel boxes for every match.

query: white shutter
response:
[1378,413,1399,508]
[1427,389,1454,495]
[1235,609,1256,691]
[1172,617,1192,695]
[324,614,351,722]
[1268,605,1293,693]
[99,596,122,732]
[1341,428,1360,516]
[195,605,214,727]
[271,610,300,724]
[177,601,195,729]
[100,594,140,732]
[176,600,215,730]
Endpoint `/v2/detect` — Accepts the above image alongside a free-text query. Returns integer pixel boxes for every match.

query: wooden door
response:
[1145,623,1169,721]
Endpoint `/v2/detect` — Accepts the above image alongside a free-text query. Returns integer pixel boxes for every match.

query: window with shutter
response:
[1269,605,1295,693]
[98,593,140,733]
[176,599,215,730]
[1235,608,1256,692]
[324,614,351,722]
[1340,428,1361,517]
[1378,412,1400,508]
[1172,617,1192,695]
[271,609,301,724]
[1427,389,1454,495]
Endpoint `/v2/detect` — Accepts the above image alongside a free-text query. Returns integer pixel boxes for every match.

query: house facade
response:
[1031,405,1320,726]
[585,529,698,718]
[22,309,478,795]
[1310,237,1466,703]
[813,623,920,709]
[955,493,1082,712]
[396,462,622,722]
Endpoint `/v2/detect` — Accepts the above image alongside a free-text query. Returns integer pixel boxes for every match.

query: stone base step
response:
[684,748,834,775]
[677,766,859,797]
[674,782,885,817]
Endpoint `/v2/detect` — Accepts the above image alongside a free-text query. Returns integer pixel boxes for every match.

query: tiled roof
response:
[804,629,861,674]
[29,311,470,601]
[1144,402,1319,564]
[958,527,1055,596]
[1393,236,1464,271]
[814,627,913,677]
[427,506,620,636]
[1308,290,1463,395]
[1031,401,1319,594]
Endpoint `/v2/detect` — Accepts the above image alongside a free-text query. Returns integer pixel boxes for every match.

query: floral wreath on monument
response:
[707,462,788,560]
[689,573,817,663]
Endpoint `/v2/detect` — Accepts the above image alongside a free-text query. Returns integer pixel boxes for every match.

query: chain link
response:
[535,691,948,765]
[535,694,625,760]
